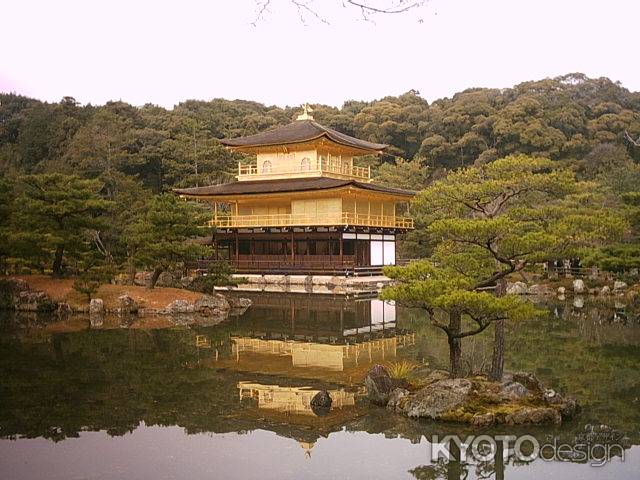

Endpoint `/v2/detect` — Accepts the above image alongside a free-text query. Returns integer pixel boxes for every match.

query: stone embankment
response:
[506,279,638,298]
[0,278,251,321]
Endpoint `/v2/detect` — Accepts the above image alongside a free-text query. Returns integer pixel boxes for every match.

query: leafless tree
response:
[251,0,428,25]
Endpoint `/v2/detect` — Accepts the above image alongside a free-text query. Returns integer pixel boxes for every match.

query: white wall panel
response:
[383,241,396,265]
[371,241,383,265]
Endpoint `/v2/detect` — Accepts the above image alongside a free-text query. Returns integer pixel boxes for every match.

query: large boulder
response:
[117,294,138,314]
[504,407,561,425]
[386,388,411,411]
[543,389,580,419]
[500,381,531,401]
[228,297,252,309]
[194,294,230,314]
[89,298,105,315]
[165,299,195,314]
[511,372,543,393]
[395,378,473,419]
[506,282,528,295]
[364,365,396,405]
[15,290,57,312]
[527,284,553,296]
[133,271,151,286]
[613,281,628,293]
[573,279,585,294]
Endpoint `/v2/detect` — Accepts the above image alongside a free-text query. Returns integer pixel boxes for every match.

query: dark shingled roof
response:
[219,119,387,152]
[174,177,414,198]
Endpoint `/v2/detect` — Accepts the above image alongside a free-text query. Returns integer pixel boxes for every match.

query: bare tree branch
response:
[252,0,427,24]
[625,130,640,147]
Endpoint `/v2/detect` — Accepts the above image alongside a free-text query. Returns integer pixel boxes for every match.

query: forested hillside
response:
[1,72,639,278]
[2,73,639,192]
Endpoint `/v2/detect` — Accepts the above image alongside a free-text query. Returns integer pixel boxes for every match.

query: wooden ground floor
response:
[202,229,399,275]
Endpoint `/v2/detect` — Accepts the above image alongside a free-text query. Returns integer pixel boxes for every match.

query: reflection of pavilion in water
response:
[238,382,355,415]
[228,295,415,371]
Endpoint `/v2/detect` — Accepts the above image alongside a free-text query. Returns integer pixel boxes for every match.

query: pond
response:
[0,293,639,479]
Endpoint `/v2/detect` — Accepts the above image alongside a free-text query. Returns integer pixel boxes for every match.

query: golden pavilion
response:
[175,105,415,275]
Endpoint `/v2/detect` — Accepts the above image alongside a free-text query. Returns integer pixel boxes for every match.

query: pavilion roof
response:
[219,119,387,153]
[174,177,414,198]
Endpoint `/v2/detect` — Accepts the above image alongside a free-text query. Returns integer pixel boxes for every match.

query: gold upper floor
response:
[237,145,371,182]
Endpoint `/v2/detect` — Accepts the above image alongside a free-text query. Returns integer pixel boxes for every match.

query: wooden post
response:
[235,230,239,266]
[339,232,344,269]
[354,236,359,268]
[290,230,295,266]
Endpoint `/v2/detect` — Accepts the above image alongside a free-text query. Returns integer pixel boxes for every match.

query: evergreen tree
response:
[12,174,113,275]
[125,194,209,288]
[382,155,627,378]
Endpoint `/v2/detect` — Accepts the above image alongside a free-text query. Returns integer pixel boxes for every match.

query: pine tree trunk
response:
[448,311,463,378]
[490,277,507,380]
[127,264,136,285]
[149,267,163,289]
[52,246,64,277]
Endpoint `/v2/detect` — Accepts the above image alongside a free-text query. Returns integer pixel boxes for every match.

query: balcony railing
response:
[237,159,371,180]
[208,212,413,229]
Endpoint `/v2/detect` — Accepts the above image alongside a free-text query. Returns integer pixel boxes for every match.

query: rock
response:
[421,369,451,385]
[397,378,472,419]
[600,285,611,296]
[500,381,530,400]
[133,271,151,286]
[573,296,584,308]
[228,297,252,309]
[504,407,561,425]
[310,390,332,416]
[364,364,396,406]
[56,302,72,316]
[165,299,194,314]
[557,286,566,295]
[179,276,196,288]
[194,294,230,313]
[573,279,585,294]
[117,294,138,314]
[89,298,105,315]
[386,388,411,410]
[511,372,543,393]
[471,412,495,427]
[527,284,552,296]
[506,281,528,295]
[15,290,57,312]
[112,273,131,285]
[155,271,176,288]
[559,397,580,419]
[89,315,104,328]
[613,281,628,292]
[310,390,332,408]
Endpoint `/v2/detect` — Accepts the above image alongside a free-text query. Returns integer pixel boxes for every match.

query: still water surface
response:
[0,294,639,479]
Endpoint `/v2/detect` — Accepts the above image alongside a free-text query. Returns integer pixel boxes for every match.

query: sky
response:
[1,0,638,109]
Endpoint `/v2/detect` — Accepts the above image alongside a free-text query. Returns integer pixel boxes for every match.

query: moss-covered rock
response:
[369,367,580,426]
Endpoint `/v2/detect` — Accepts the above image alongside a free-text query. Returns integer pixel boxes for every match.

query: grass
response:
[386,360,420,379]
